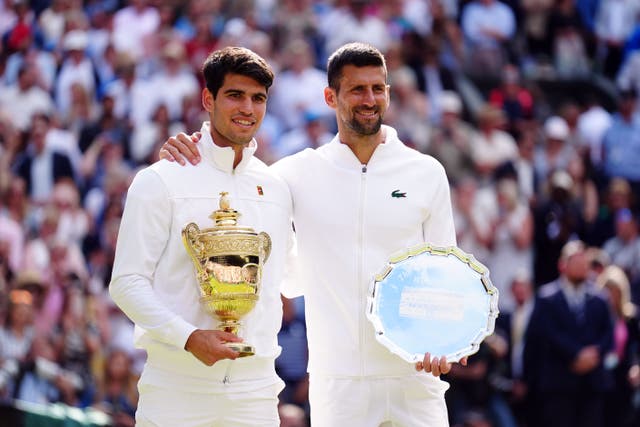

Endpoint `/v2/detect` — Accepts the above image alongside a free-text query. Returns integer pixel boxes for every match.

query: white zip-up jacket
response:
[273,125,456,378]
[110,122,293,392]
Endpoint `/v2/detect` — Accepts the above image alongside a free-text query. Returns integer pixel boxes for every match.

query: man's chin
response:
[350,120,382,136]
[229,135,254,146]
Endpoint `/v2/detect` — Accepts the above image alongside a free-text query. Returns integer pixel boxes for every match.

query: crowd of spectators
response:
[0,0,640,426]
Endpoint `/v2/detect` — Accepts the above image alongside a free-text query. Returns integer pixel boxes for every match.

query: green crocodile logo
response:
[391,189,406,198]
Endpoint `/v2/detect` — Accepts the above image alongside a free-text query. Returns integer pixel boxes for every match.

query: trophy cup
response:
[182,192,271,357]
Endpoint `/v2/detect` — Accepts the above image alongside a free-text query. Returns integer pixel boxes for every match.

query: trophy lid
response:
[206,192,255,234]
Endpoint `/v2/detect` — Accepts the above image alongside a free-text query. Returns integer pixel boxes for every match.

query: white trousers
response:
[309,375,450,427]
[135,380,283,427]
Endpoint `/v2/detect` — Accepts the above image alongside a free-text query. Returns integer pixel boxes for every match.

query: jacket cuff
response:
[162,316,198,350]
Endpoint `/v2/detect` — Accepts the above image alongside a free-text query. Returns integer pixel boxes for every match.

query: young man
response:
[109,47,293,427]
[162,43,464,427]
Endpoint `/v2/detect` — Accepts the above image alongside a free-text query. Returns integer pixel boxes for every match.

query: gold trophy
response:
[182,192,271,357]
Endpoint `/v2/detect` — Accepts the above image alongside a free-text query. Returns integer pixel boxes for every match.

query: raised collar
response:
[322,125,400,170]
[198,121,257,174]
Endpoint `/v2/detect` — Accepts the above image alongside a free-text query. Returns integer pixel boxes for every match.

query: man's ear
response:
[324,86,336,108]
[202,88,214,112]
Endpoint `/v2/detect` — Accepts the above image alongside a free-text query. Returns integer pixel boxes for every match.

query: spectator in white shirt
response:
[534,116,579,183]
[103,53,153,129]
[461,0,516,75]
[320,0,391,56]
[470,104,519,181]
[595,0,640,78]
[111,0,160,61]
[145,41,199,124]
[269,39,332,132]
[576,95,612,168]
[0,63,53,132]
[55,30,96,122]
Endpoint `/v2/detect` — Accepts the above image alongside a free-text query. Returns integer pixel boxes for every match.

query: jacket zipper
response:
[358,163,367,376]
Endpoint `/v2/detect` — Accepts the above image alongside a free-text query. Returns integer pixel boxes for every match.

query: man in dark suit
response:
[12,113,76,202]
[408,37,457,124]
[525,240,614,427]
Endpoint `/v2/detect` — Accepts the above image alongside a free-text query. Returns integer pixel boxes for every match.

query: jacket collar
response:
[323,125,400,170]
[198,121,257,174]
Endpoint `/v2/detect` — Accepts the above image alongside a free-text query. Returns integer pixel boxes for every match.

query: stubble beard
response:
[348,113,383,136]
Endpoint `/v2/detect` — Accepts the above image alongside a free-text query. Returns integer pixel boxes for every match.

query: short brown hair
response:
[202,47,274,98]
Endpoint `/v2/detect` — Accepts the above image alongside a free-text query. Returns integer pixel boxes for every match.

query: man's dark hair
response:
[326,42,386,91]
[202,46,274,98]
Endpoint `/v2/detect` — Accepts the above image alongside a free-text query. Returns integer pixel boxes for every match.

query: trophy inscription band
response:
[182,192,271,357]
[367,244,499,363]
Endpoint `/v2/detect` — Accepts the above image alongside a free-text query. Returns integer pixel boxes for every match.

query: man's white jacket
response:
[110,122,293,392]
[272,126,456,378]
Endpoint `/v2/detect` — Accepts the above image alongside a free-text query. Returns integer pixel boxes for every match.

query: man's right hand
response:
[571,345,600,374]
[159,132,202,165]
[184,329,242,366]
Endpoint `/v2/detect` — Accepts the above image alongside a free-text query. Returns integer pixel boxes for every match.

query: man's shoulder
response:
[271,147,320,173]
[537,280,562,300]
[394,141,448,175]
[132,160,193,190]
[147,158,190,176]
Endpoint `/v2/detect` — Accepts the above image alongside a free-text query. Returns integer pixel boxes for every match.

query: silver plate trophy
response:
[367,244,499,363]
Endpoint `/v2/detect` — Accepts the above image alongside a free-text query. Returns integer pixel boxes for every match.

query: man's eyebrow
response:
[223,89,267,98]
[223,88,245,95]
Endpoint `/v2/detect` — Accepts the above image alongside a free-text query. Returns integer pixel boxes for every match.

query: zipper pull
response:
[223,360,232,384]
[362,164,367,173]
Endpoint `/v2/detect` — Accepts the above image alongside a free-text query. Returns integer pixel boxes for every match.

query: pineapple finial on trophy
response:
[210,191,240,226]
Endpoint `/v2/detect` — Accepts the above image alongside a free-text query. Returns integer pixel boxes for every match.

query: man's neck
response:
[340,127,386,165]
[209,130,246,169]
[230,145,244,169]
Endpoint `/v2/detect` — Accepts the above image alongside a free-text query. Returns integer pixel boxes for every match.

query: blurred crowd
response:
[0,0,640,426]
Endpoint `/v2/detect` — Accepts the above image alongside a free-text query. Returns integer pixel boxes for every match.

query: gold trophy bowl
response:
[182,192,271,357]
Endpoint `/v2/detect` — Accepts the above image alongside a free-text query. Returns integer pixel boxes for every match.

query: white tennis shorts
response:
[135,380,284,427]
[309,374,450,427]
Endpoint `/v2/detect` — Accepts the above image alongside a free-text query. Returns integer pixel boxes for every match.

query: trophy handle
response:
[182,223,205,276]
[259,232,272,263]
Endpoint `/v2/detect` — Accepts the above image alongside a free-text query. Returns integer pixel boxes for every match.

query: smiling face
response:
[203,73,268,148]
[325,64,389,138]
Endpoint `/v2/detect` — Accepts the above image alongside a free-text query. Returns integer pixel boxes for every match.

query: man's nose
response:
[361,88,376,105]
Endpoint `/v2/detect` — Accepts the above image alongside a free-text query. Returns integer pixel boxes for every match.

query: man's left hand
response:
[415,353,468,376]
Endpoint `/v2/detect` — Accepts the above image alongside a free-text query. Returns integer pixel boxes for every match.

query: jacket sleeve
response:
[280,227,303,298]
[423,161,457,247]
[109,168,196,350]
[270,158,304,298]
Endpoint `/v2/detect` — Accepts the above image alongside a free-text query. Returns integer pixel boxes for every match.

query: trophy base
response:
[227,342,255,357]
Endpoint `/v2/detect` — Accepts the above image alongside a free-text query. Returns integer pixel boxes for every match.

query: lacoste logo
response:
[391,189,406,198]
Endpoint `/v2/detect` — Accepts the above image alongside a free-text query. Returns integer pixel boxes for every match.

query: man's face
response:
[563,251,589,285]
[326,65,389,137]
[204,73,268,148]
[18,67,35,90]
[615,217,636,240]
